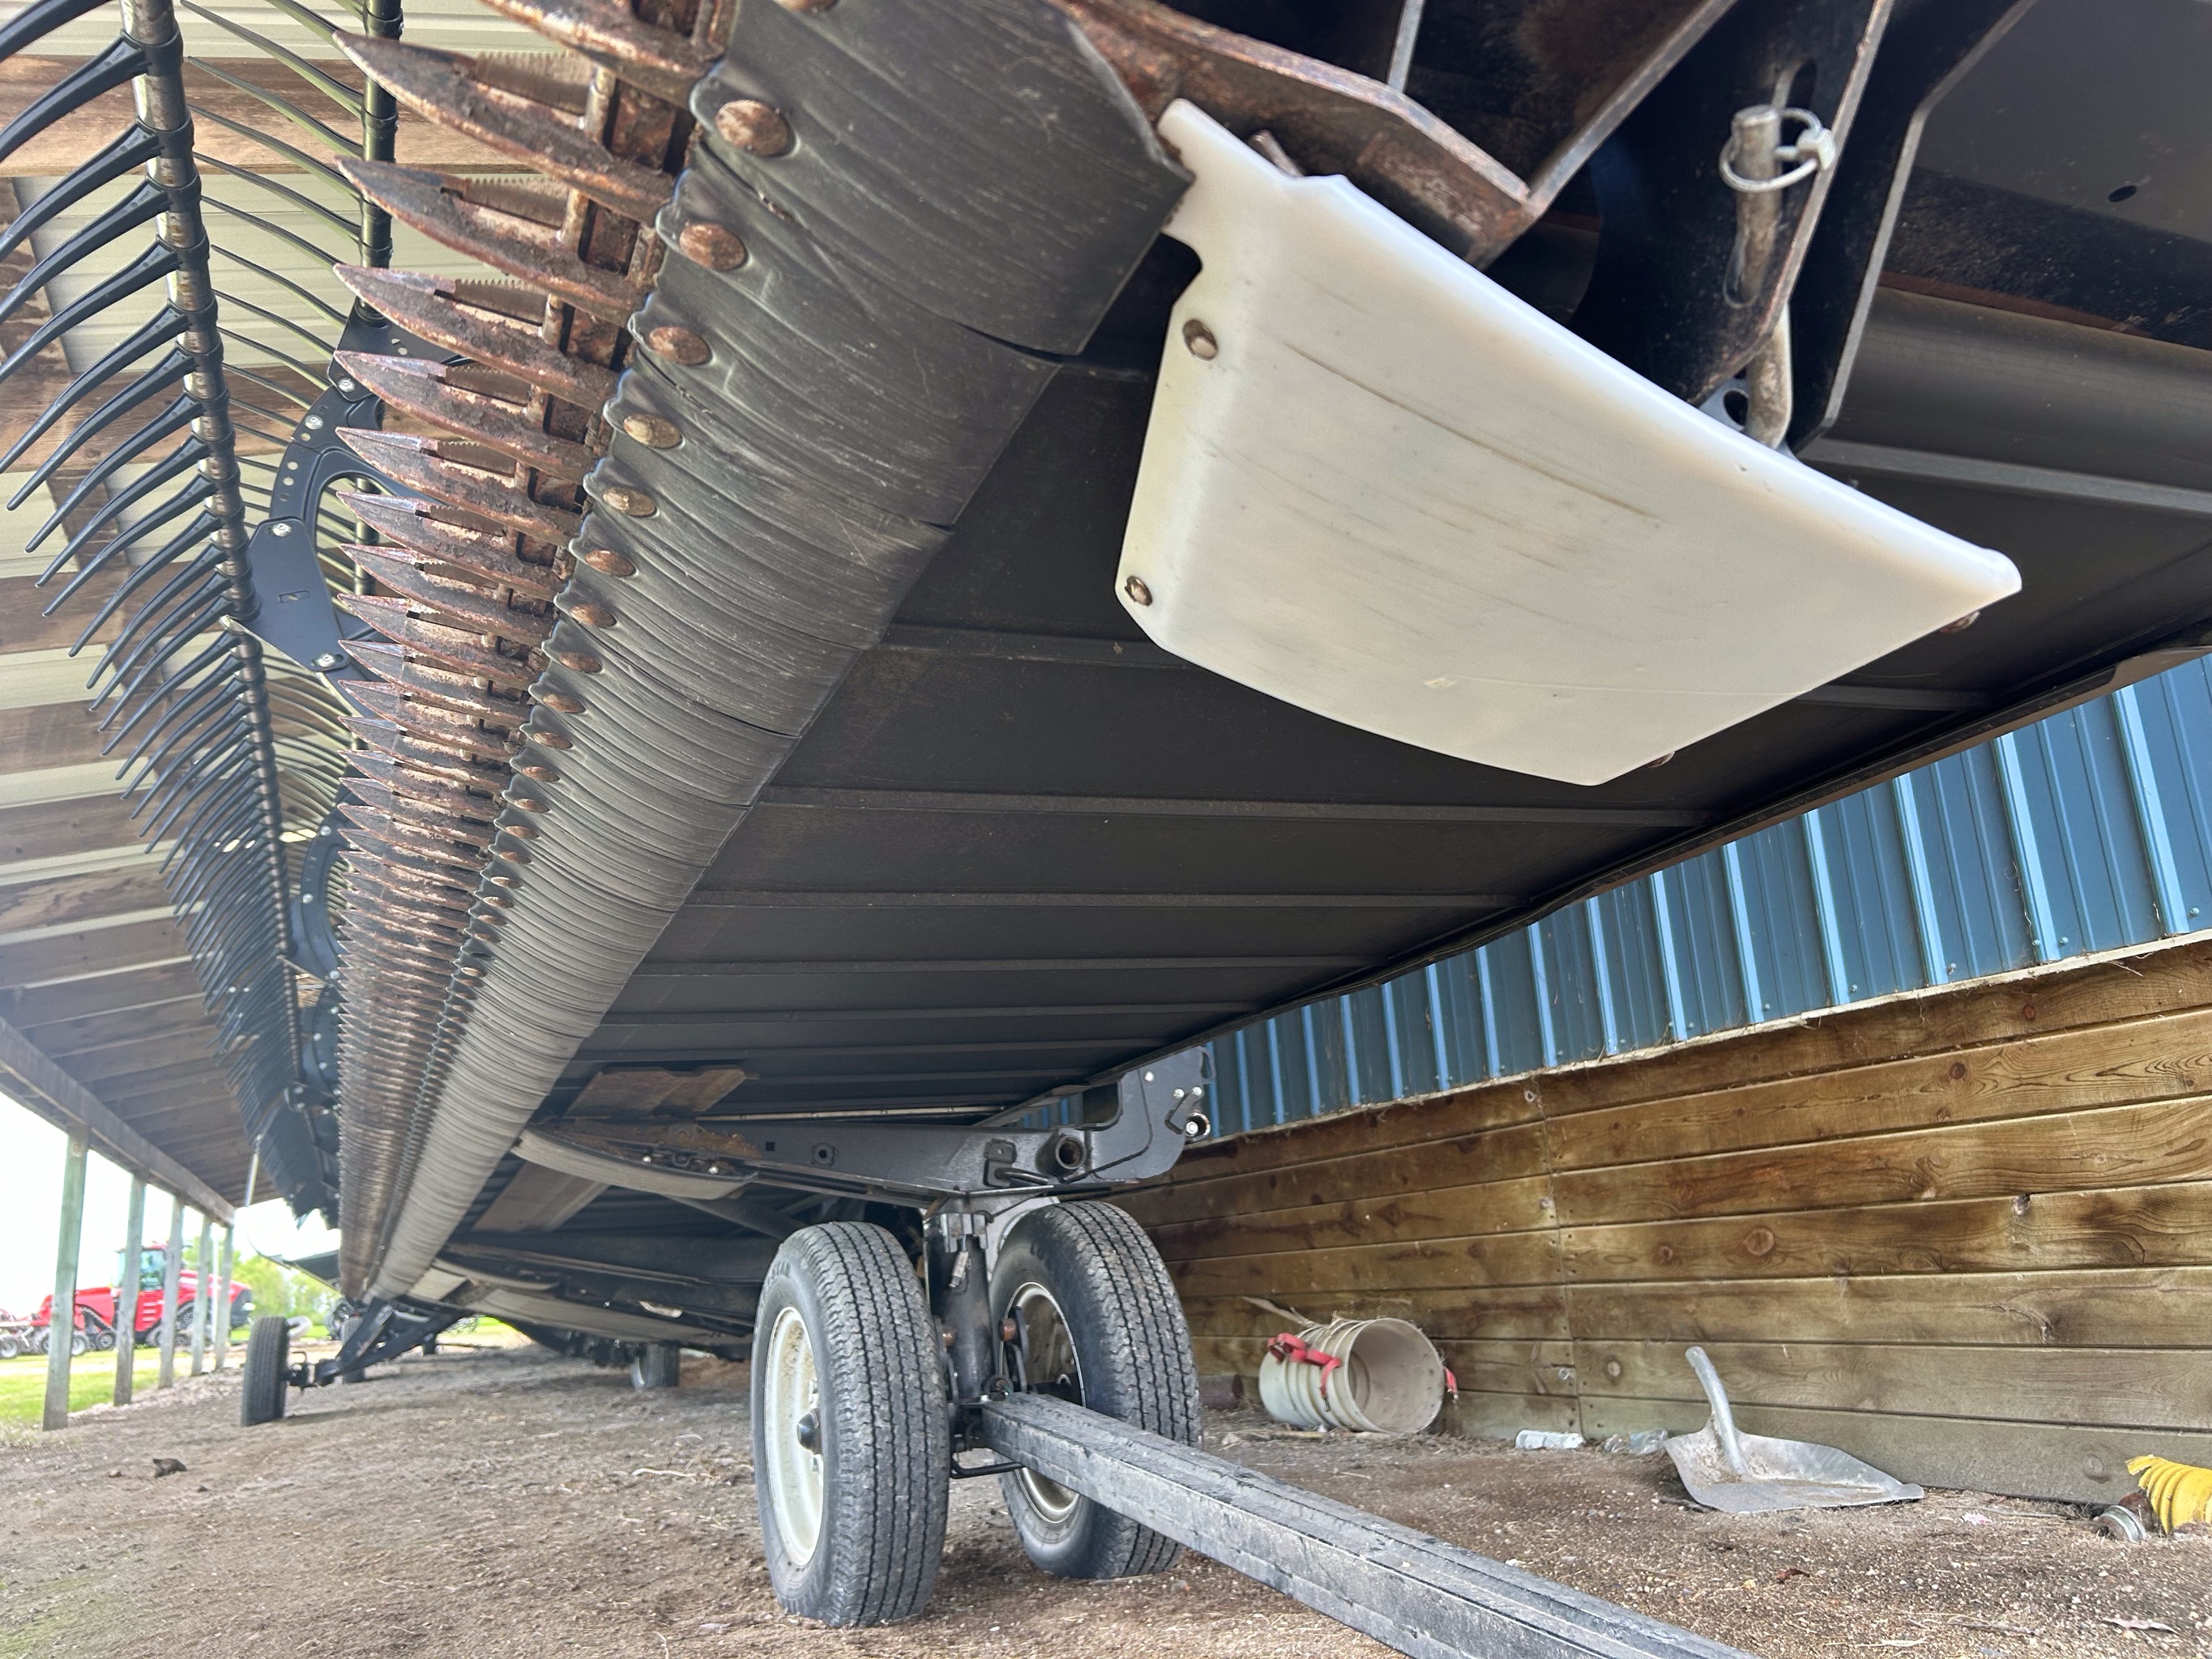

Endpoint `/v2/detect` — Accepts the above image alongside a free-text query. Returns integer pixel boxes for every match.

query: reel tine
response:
[0,0,113,62]
[0,126,163,265]
[10,350,193,511]
[0,38,147,168]
[0,245,181,395]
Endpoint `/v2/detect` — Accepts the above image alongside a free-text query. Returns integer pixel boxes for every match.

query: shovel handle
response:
[1685,1346,1750,1477]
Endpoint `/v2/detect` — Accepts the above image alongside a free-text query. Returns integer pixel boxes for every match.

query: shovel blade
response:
[1665,1427,1924,1514]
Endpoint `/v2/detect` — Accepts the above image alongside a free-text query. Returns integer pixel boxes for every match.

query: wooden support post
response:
[189,1213,213,1376]
[157,1197,184,1389]
[212,1223,236,1372]
[113,1175,145,1407]
[42,1130,89,1431]
[982,1395,1748,1659]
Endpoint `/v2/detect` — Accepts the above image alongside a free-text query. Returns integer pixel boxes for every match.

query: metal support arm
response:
[515,1050,1212,1205]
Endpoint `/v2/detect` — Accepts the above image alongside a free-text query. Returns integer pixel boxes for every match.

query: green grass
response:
[0,1349,218,1427]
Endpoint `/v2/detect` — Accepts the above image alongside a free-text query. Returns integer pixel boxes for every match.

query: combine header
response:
[4,0,2200,1651]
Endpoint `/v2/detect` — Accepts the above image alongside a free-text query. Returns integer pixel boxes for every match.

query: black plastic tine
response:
[65,505,220,648]
[45,465,215,595]
[92,544,228,672]
[74,535,221,656]
[150,759,254,847]
[98,629,229,736]
[110,656,236,767]
[0,0,113,62]
[0,245,181,392]
[227,406,300,446]
[162,791,261,876]
[219,368,311,416]
[209,296,338,371]
[247,0,349,49]
[177,1,365,116]
[186,886,266,953]
[0,310,184,474]
[100,560,230,675]
[0,39,147,168]
[28,414,202,557]
[93,578,229,702]
[11,351,193,512]
[179,825,275,907]
[186,103,356,196]
[135,732,253,823]
[0,181,169,336]
[186,58,361,156]
[106,660,233,769]
[202,196,356,279]
[99,579,231,701]
[0,126,164,267]
[213,326,327,383]
[125,713,247,808]
[130,700,250,802]
[199,155,363,245]
[168,792,260,887]
[173,834,261,911]
[127,726,246,817]
[49,492,210,618]
[210,245,353,330]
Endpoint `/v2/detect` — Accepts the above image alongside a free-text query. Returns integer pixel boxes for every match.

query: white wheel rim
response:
[1010,1281,1083,1525]
[762,1304,824,1567]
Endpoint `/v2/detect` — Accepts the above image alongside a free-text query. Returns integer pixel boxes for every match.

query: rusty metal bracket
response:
[1048,0,1531,262]
[1044,0,1744,267]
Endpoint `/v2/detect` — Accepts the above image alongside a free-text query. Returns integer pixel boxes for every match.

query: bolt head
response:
[1123,574,1152,607]
[598,485,656,518]
[312,652,341,670]
[536,691,587,714]
[1182,318,1219,360]
[336,379,357,394]
[271,522,293,537]
[532,730,574,751]
[620,412,681,449]
[582,548,636,578]
[643,325,710,366]
[303,414,326,430]
[715,98,792,156]
[552,650,604,674]
[677,222,748,270]
[569,600,617,629]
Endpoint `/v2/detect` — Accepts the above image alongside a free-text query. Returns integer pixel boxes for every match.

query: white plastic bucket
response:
[1257,1318,1448,1435]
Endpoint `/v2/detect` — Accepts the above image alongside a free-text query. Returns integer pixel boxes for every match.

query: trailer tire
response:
[630,1341,681,1390]
[241,1316,290,1427]
[751,1222,948,1626]
[993,1201,1202,1580]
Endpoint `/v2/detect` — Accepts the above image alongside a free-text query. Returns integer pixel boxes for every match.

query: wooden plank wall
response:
[1118,936,2212,1505]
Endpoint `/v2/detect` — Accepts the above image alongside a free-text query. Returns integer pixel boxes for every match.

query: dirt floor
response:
[1,1341,2205,1659]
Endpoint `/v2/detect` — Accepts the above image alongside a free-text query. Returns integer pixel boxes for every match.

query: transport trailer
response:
[6,0,2210,1650]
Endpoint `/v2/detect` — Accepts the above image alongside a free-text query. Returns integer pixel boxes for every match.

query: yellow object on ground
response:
[2129,1456,2212,1532]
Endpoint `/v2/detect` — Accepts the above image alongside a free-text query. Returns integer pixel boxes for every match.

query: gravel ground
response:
[0,1341,2204,1658]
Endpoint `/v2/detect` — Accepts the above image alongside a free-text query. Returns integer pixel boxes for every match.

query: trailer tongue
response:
[984,1394,1749,1659]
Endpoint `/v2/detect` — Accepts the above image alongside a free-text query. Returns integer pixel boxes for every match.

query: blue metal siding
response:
[1200,655,2212,1131]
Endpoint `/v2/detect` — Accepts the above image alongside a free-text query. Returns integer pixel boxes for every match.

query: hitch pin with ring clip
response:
[1719,104,1837,447]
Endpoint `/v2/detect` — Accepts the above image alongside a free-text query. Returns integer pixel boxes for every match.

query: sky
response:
[0,1094,338,1315]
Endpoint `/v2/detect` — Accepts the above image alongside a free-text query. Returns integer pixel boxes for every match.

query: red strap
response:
[1266,1332,1343,1397]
